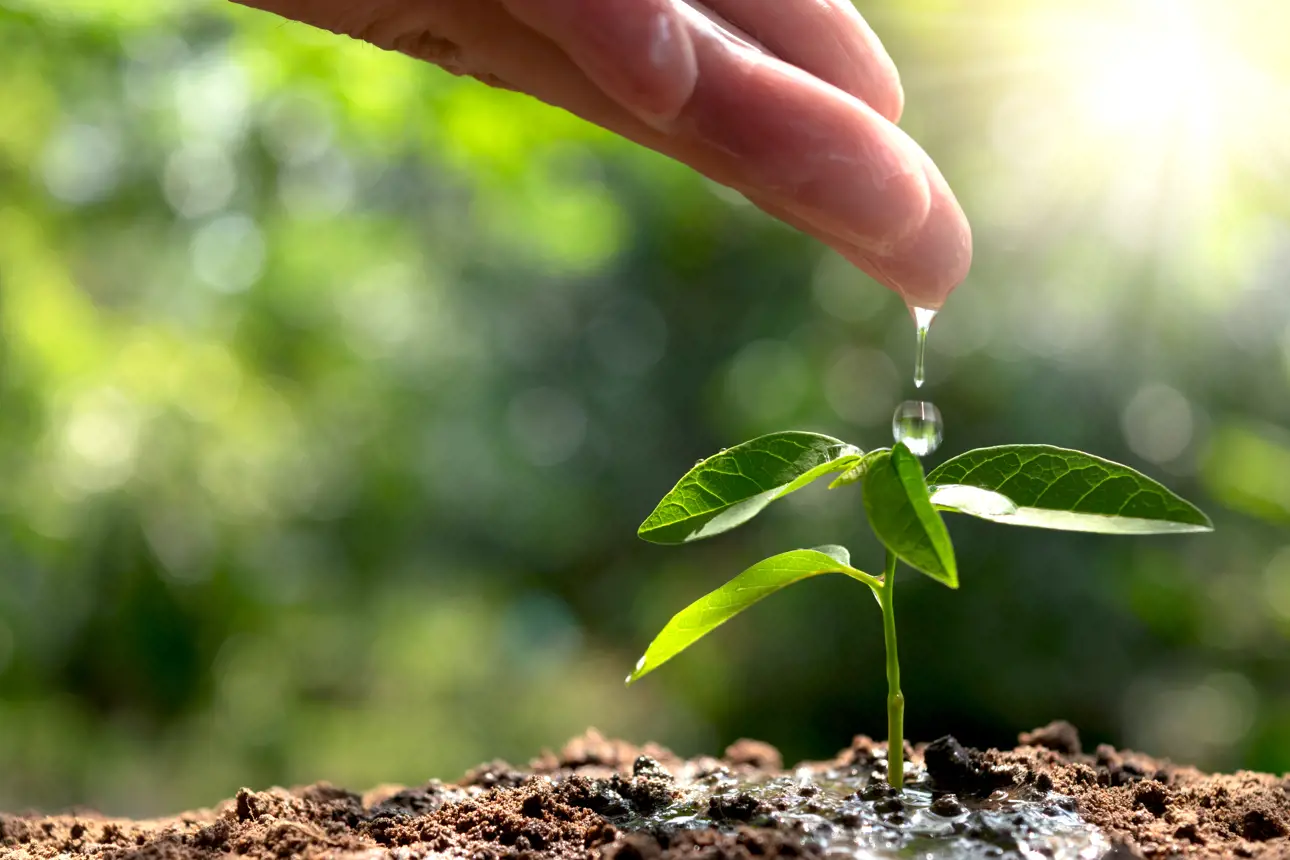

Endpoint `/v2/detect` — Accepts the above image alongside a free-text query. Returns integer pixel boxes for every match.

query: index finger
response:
[502,0,968,303]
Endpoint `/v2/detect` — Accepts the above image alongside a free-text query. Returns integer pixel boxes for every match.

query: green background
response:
[1,0,1288,815]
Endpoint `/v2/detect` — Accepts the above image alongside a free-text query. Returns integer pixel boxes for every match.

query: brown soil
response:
[1,723,1286,860]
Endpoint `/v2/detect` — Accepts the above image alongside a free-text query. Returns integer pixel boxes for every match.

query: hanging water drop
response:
[892,400,943,457]
[912,306,936,389]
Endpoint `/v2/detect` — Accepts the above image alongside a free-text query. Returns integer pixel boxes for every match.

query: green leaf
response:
[638,432,862,544]
[864,445,958,587]
[927,445,1213,535]
[626,546,876,684]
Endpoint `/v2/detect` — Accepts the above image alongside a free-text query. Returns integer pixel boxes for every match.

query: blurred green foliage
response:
[1,0,1289,816]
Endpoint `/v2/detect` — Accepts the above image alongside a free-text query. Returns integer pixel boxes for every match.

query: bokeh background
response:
[2,0,1289,816]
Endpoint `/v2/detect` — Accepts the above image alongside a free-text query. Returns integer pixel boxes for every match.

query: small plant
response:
[627,433,1211,789]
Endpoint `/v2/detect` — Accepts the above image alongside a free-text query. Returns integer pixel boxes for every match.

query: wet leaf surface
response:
[928,445,1212,535]
[638,433,861,544]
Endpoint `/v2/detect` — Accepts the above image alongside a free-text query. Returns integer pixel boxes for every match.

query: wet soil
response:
[1,723,1286,859]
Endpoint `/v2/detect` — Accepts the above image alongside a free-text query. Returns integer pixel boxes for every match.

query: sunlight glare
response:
[968,0,1290,288]
[1079,0,1216,133]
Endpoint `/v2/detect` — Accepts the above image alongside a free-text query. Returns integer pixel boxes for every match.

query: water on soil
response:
[617,754,1105,860]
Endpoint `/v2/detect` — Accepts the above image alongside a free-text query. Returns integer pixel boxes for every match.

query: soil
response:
[1,723,1286,860]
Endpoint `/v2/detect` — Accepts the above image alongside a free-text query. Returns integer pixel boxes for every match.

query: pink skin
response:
[231,0,972,308]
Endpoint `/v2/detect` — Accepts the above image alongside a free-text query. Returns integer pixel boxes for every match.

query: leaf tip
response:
[625,655,649,685]
[635,522,675,545]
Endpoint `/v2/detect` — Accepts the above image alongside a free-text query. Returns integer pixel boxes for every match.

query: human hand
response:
[232,0,971,308]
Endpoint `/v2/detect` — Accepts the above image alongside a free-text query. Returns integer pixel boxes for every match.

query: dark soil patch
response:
[1,723,1286,859]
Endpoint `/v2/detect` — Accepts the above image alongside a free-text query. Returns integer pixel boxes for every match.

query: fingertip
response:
[676,36,931,252]
[871,61,905,125]
[859,165,973,308]
[835,3,906,124]
[837,53,903,125]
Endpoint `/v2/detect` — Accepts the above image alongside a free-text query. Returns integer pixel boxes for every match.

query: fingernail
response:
[641,10,699,125]
[674,0,767,54]
[575,4,698,131]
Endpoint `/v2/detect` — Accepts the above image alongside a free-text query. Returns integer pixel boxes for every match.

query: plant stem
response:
[880,549,904,790]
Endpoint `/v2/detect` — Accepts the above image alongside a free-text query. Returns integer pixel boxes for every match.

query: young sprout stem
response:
[880,549,904,790]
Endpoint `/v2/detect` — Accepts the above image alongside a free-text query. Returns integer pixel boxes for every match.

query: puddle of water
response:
[618,761,1106,860]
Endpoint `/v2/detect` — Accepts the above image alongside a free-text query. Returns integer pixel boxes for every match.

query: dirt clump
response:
[706,792,766,823]
[723,740,782,771]
[922,734,1015,793]
[1019,720,1084,756]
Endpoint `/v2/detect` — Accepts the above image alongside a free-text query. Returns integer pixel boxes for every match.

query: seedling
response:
[627,433,1211,789]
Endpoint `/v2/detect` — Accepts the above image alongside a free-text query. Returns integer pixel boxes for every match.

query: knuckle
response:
[344,0,492,79]
[391,31,466,74]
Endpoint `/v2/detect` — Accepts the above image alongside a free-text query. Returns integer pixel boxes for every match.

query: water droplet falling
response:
[912,306,937,389]
[892,400,943,457]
